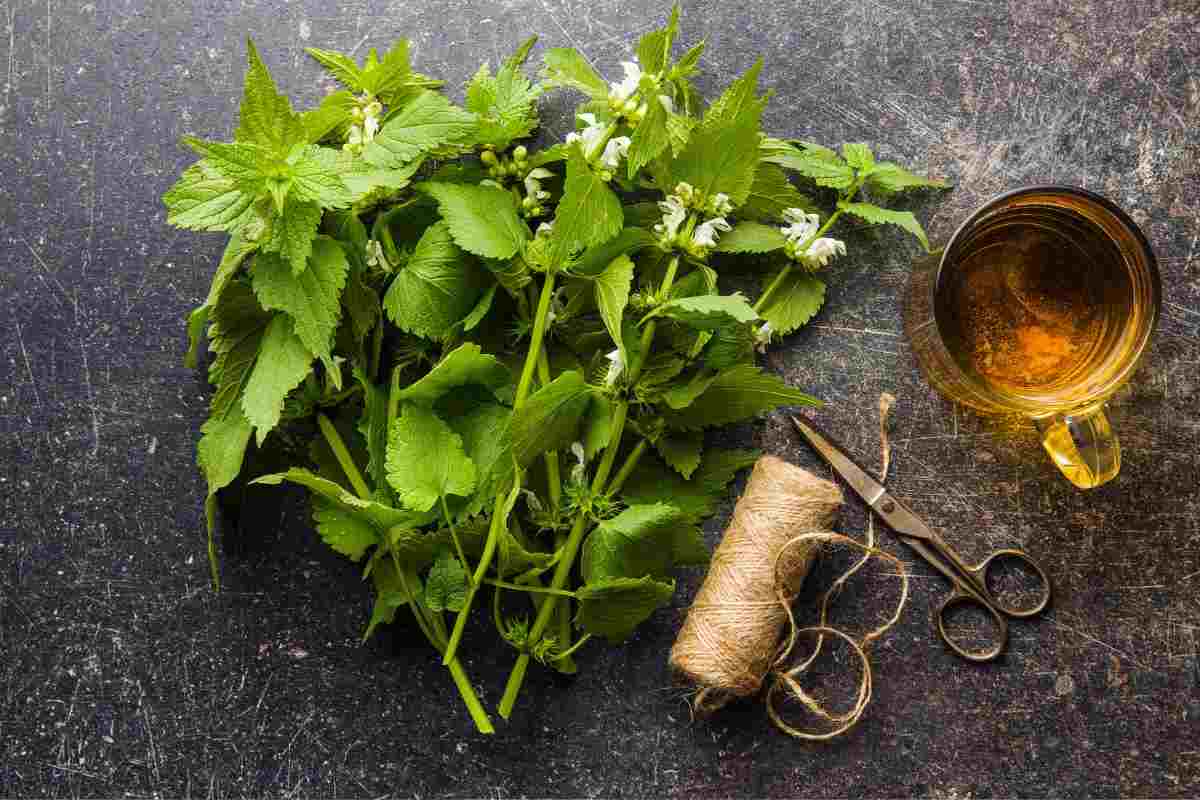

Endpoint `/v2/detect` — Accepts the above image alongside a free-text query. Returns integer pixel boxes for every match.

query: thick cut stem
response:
[443,271,559,665]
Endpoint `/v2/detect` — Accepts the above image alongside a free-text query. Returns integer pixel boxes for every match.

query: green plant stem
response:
[753,209,844,313]
[550,633,592,663]
[317,413,371,500]
[606,438,648,496]
[443,271,559,665]
[498,255,682,718]
[483,578,577,597]
[441,496,473,587]
[534,316,563,512]
[447,658,496,734]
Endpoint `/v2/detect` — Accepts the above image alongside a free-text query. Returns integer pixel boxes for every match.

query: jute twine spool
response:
[671,441,910,740]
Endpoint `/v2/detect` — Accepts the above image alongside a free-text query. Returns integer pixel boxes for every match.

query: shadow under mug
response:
[904,186,1160,489]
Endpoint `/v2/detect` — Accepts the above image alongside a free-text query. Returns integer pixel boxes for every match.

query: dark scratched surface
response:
[2,0,1199,796]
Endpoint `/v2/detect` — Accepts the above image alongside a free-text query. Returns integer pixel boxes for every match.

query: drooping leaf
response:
[593,255,634,360]
[581,502,691,584]
[385,404,477,512]
[652,432,703,479]
[576,576,675,642]
[837,200,930,251]
[418,182,528,260]
[185,233,259,368]
[660,364,819,430]
[312,498,379,561]
[252,468,433,530]
[758,270,825,336]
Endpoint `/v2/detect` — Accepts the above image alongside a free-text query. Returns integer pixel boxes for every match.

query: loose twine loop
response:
[671,396,907,741]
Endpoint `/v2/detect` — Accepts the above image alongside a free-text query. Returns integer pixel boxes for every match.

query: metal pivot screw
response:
[880,500,896,513]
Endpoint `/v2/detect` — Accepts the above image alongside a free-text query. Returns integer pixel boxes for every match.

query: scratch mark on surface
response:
[80,339,100,457]
[45,0,51,104]
[4,3,14,103]
[1052,614,1150,669]
[539,0,594,68]
[20,236,76,313]
[14,319,41,407]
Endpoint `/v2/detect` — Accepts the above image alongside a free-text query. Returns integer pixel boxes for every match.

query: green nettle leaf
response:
[312,498,379,561]
[540,47,609,99]
[386,404,477,512]
[740,162,819,221]
[759,270,826,336]
[583,394,613,461]
[353,367,391,502]
[241,315,315,443]
[660,370,716,410]
[424,550,469,613]
[466,43,544,150]
[418,182,528,260]
[289,145,355,208]
[383,221,488,340]
[635,3,680,75]
[841,142,875,172]
[196,406,254,497]
[702,321,757,370]
[621,448,759,522]
[301,90,357,143]
[866,162,948,194]
[206,282,272,420]
[765,146,856,189]
[262,197,322,275]
[576,576,676,642]
[363,91,478,167]
[837,200,931,251]
[305,47,365,89]
[251,236,349,376]
[626,92,670,178]
[367,40,444,106]
[593,255,634,360]
[459,284,497,332]
[185,234,259,368]
[509,370,593,466]
[236,40,307,155]
[163,161,256,233]
[653,432,703,479]
[647,293,758,331]
[394,342,512,406]
[713,221,788,254]
[447,400,511,516]
[669,61,765,205]
[253,468,432,530]
[549,145,624,266]
[581,502,690,583]
[566,227,656,278]
[661,364,819,430]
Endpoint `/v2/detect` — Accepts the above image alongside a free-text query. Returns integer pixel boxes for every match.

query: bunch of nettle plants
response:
[164,6,941,731]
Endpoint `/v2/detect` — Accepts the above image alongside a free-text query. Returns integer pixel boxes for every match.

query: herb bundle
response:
[165,6,942,733]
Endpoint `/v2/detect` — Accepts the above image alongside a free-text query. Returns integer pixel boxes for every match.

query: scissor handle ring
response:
[971,548,1053,618]
[935,590,1008,662]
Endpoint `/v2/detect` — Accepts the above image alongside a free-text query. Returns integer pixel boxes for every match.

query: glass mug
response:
[904,186,1160,489]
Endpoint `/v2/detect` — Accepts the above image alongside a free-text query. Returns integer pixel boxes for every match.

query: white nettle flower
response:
[565,112,607,155]
[365,239,387,269]
[658,94,675,114]
[523,167,554,202]
[600,136,631,170]
[692,216,732,249]
[802,236,847,268]
[654,194,687,241]
[754,322,773,353]
[604,348,624,387]
[673,181,697,207]
[708,192,733,216]
[780,208,821,244]
[570,441,588,484]
[536,221,554,238]
[609,61,642,103]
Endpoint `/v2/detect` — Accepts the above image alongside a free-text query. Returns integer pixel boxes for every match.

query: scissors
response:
[792,415,1052,662]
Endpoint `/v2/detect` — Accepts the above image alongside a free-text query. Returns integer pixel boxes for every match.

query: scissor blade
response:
[791,415,935,541]
[791,415,888,506]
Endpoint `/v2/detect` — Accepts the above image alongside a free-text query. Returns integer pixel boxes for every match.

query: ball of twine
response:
[670,451,910,740]
[670,455,842,702]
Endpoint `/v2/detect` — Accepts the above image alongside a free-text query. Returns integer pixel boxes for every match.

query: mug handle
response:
[1034,406,1121,489]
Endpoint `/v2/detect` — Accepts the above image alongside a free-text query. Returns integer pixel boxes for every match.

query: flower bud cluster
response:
[344,93,383,154]
[652,182,735,257]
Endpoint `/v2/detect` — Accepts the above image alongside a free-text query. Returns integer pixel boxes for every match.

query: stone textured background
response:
[1,0,1198,796]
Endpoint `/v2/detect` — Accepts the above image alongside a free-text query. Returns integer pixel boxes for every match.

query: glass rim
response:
[930,184,1161,411]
